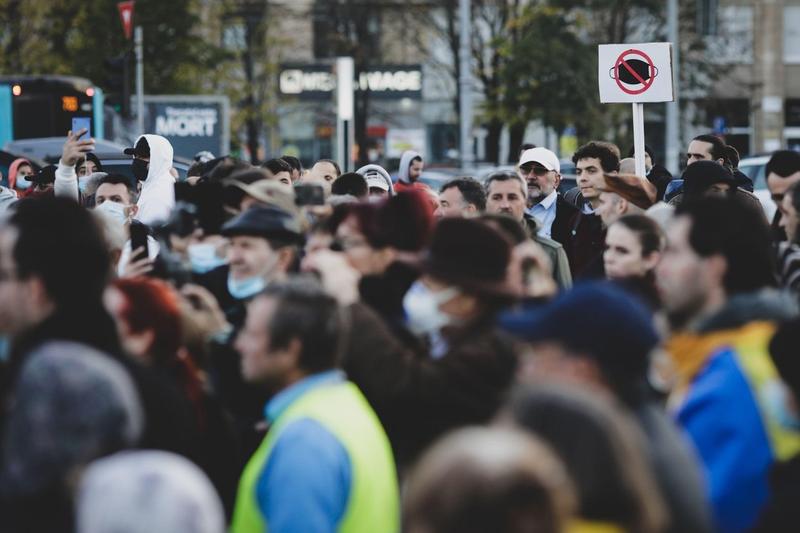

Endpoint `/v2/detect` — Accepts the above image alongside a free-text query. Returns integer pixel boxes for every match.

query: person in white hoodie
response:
[397,150,425,191]
[124,134,176,225]
[55,131,176,226]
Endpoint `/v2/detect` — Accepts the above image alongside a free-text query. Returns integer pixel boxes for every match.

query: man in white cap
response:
[366,173,391,198]
[518,147,578,248]
[356,164,395,197]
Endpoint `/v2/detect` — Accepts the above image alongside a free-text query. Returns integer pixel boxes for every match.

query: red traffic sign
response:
[610,49,658,96]
[118,1,135,40]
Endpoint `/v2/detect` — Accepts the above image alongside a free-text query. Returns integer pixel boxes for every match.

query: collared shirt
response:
[265,369,345,422]
[527,190,559,238]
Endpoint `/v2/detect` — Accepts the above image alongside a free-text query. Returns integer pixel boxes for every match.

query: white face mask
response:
[15,175,32,190]
[95,200,129,224]
[78,176,92,193]
[188,243,228,274]
[402,280,461,337]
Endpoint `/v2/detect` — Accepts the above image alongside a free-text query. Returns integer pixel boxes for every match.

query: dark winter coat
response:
[340,302,518,470]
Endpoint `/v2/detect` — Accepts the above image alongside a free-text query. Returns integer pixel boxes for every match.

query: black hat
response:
[420,218,515,299]
[123,137,150,158]
[31,164,57,185]
[221,205,303,244]
[681,160,736,197]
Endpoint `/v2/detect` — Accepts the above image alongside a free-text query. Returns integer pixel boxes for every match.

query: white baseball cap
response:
[365,174,390,191]
[519,147,560,173]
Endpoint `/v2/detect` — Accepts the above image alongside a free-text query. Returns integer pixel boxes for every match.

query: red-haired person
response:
[105,277,239,515]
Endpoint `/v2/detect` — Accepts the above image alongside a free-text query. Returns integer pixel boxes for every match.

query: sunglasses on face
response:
[520,165,551,177]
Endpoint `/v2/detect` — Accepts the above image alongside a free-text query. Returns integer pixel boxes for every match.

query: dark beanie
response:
[681,160,736,197]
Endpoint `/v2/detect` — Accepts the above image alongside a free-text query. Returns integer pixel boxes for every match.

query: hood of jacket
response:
[133,135,175,225]
[695,288,797,334]
[0,186,18,215]
[397,150,421,184]
[8,158,30,189]
[356,164,395,195]
[135,134,174,183]
[666,289,796,387]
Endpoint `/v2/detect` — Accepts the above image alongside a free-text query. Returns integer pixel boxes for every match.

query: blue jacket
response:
[668,291,800,532]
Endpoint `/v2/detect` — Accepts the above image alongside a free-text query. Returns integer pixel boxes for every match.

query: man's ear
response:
[616,197,628,215]
[128,204,139,217]
[277,247,297,273]
[27,275,49,307]
[706,254,728,287]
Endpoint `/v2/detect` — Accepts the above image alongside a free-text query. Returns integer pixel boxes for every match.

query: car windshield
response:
[738,162,767,190]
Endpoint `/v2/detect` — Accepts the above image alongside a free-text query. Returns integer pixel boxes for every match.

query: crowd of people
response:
[0,126,799,533]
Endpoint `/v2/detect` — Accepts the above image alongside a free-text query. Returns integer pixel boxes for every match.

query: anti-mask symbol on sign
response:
[609,59,658,86]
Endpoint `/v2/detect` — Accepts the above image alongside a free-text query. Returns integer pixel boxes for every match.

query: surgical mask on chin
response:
[402,280,460,337]
[764,380,800,431]
[227,255,279,300]
[227,275,265,300]
[15,175,31,190]
[188,243,228,274]
[95,200,129,225]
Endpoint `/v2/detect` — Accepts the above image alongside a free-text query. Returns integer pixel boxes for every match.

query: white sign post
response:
[598,43,674,178]
[336,57,355,173]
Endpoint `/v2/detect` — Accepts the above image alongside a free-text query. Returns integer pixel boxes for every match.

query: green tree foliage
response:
[0,0,223,95]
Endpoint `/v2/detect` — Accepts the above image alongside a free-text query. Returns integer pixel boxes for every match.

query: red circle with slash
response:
[614,49,656,95]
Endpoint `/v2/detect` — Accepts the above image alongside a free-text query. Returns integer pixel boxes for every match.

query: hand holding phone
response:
[71,117,92,140]
[62,118,95,166]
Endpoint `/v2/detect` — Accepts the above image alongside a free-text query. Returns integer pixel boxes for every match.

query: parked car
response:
[4,137,130,164]
[3,138,192,182]
[737,155,776,220]
[95,153,192,182]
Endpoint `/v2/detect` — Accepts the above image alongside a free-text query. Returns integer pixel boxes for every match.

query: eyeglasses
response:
[519,165,551,177]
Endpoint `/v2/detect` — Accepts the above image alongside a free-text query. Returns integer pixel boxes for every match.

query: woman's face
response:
[604,223,656,280]
[17,164,33,179]
[335,215,388,276]
[77,160,97,177]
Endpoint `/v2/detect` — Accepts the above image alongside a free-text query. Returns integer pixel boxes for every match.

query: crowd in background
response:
[0,127,799,533]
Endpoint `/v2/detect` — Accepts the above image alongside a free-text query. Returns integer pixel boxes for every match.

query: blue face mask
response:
[16,175,31,190]
[78,176,91,193]
[188,243,228,274]
[227,274,266,300]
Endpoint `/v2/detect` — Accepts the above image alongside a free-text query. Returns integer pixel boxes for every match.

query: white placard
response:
[386,128,426,158]
[598,42,674,103]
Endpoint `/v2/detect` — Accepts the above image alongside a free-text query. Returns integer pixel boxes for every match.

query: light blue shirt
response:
[258,370,352,533]
[265,370,345,423]
[527,190,558,238]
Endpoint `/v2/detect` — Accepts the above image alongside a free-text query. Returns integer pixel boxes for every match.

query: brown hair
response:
[404,427,575,533]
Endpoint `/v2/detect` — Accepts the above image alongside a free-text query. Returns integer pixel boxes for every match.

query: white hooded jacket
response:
[134,134,176,225]
[397,150,421,184]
